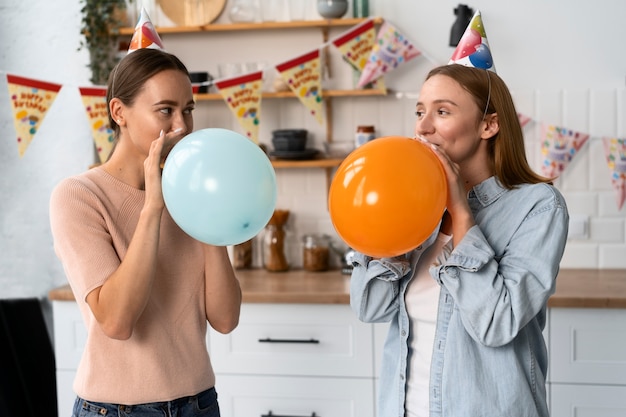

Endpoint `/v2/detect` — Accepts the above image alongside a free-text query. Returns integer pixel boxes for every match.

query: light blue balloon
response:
[162,128,277,246]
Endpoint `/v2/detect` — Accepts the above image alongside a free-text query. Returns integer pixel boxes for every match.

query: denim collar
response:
[468,176,507,209]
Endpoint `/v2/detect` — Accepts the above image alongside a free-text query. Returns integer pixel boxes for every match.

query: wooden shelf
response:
[115,17,383,36]
[194,88,387,101]
[270,157,344,169]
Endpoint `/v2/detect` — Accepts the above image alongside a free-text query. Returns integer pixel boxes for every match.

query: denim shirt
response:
[350,177,569,417]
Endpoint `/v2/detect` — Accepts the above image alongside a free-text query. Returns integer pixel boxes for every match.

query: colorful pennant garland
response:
[6,74,62,157]
[215,71,264,143]
[275,49,324,125]
[602,137,626,210]
[332,18,386,90]
[79,86,115,163]
[357,20,422,88]
[3,16,625,211]
[540,125,590,179]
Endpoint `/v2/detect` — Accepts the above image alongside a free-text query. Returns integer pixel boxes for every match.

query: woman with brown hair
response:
[50,48,241,417]
[350,64,569,417]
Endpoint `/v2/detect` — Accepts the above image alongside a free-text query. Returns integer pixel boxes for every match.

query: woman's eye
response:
[415,110,424,117]
[437,109,450,116]
[160,107,172,115]
[184,107,195,115]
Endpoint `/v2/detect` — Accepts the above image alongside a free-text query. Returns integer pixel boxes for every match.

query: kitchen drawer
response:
[550,384,626,417]
[550,308,626,385]
[215,374,375,417]
[210,303,374,377]
[52,301,86,369]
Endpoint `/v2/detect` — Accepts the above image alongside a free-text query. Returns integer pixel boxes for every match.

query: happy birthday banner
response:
[332,18,386,90]
[275,49,325,125]
[215,71,263,143]
[79,86,115,163]
[603,137,626,210]
[7,74,62,157]
[358,20,422,88]
[3,18,625,210]
[3,18,411,157]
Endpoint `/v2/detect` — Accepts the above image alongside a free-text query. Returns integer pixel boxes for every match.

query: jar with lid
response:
[355,125,375,147]
[302,234,331,272]
[262,209,290,272]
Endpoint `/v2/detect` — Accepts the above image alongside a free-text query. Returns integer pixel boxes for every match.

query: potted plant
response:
[79,0,132,85]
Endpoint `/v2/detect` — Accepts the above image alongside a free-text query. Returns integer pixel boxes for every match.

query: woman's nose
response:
[415,114,434,136]
[171,113,189,135]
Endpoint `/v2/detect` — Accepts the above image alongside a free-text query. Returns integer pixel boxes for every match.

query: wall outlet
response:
[568,214,589,240]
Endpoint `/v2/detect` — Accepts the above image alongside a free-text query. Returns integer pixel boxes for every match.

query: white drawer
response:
[550,308,626,385]
[550,384,626,417]
[52,301,86,370]
[215,374,375,417]
[210,303,374,377]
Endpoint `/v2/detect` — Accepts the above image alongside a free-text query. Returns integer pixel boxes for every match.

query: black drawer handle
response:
[262,412,318,417]
[258,338,320,344]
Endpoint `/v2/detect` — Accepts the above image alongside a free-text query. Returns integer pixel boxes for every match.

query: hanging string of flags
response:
[3,9,626,210]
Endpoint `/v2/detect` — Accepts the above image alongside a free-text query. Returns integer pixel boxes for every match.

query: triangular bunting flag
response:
[6,74,62,157]
[357,21,422,88]
[275,49,324,125]
[602,137,626,210]
[540,125,590,178]
[79,86,115,163]
[128,7,165,53]
[331,18,386,91]
[215,71,263,143]
[332,19,377,71]
[448,10,495,71]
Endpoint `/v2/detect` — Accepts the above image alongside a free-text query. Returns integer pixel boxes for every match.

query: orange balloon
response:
[328,136,447,258]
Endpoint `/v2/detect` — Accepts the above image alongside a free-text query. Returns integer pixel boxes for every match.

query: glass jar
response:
[232,239,253,269]
[355,125,375,147]
[263,224,289,271]
[302,234,330,272]
[229,0,258,23]
[263,210,290,272]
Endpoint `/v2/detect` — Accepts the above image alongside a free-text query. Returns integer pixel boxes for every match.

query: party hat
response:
[128,7,165,53]
[448,10,495,71]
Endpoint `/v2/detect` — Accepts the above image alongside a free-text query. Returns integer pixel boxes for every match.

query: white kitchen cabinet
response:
[52,300,379,417]
[216,375,373,417]
[548,308,626,417]
[209,303,377,417]
[52,300,85,417]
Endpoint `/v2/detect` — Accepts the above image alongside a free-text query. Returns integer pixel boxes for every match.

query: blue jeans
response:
[72,387,220,417]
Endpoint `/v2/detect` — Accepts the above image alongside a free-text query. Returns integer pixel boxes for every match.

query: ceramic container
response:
[316,0,348,19]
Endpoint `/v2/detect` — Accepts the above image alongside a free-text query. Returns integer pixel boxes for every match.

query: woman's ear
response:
[481,113,499,140]
[109,97,124,126]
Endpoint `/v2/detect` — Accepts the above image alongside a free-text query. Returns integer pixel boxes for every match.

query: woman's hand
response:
[144,128,183,211]
[416,136,475,244]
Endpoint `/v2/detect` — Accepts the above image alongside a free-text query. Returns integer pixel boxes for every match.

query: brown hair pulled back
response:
[426,64,550,188]
[106,49,190,140]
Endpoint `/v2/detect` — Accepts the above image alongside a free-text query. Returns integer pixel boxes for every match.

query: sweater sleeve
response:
[49,177,121,301]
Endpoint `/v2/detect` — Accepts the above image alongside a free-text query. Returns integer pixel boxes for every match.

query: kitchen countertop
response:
[47,268,626,308]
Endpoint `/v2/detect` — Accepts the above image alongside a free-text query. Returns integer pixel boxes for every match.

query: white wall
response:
[1,0,625,303]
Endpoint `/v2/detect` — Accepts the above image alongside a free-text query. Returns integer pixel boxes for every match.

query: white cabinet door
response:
[56,370,76,417]
[210,303,374,377]
[52,301,86,370]
[52,301,84,417]
[550,308,626,385]
[216,375,375,417]
[551,384,626,417]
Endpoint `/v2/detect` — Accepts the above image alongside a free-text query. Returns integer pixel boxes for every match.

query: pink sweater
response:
[50,166,215,404]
